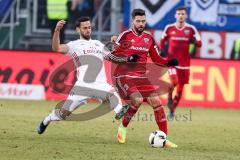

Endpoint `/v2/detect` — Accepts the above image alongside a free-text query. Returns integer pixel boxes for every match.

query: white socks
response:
[43,109,62,125]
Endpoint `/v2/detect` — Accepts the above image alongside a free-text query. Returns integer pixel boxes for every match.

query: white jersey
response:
[67,39,109,83]
[65,39,123,113]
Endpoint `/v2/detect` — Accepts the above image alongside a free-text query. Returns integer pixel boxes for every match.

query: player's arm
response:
[111,35,118,44]
[102,36,127,62]
[103,33,138,63]
[150,39,178,67]
[52,20,69,54]
[191,25,202,48]
[159,27,168,50]
[159,26,169,57]
[102,45,138,63]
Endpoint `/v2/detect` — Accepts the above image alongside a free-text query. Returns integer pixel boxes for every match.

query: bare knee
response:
[130,92,143,107]
[147,94,162,107]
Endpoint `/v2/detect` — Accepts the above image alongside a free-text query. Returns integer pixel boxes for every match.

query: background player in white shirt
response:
[37,17,133,134]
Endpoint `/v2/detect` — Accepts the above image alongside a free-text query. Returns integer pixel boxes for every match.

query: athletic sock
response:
[43,109,63,125]
[154,105,168,135]
[171,85,183,112]
[172,93,182,112]
[122,106,138,127]
[113,104,123,114]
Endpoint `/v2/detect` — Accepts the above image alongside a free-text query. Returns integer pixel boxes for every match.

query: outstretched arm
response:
[102,45,138,63]
[191,25,202,48]
[52,20,69,53]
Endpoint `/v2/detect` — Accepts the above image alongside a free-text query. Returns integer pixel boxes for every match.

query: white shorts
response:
[63,81,120,111]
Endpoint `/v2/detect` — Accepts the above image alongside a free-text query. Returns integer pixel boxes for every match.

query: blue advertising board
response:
[0,0,14,19]
[124,0,240,31]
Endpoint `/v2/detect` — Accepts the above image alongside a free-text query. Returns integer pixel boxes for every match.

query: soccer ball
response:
[148,130,167,148]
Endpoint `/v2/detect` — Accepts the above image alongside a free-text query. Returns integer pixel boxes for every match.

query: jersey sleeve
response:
[160,25,169,50]
[191,25,202,47]
[97,40,110,57]
[98,40,127,62]
[115,31,128,46]
[149,37,168,65]
[66,41,75,56]
[111,31,128,56]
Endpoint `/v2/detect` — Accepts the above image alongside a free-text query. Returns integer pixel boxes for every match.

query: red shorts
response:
[115,76,158,99]
[168,67,190,85]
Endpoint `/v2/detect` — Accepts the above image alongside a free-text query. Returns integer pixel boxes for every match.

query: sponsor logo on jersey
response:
[171,37,189,41]
[130,46,148,51]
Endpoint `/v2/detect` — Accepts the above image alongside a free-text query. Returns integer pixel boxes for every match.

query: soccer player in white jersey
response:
[37,17,134,134]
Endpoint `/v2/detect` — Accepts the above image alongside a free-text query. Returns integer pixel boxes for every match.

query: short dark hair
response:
[176,6,187,12]
[75,16,91,28]
[131,9,145,19]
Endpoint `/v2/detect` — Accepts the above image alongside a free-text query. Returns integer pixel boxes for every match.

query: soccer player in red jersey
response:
[112,9,178,148]
[160,7,202,118]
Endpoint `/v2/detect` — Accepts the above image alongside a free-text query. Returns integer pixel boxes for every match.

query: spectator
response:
[47,0,69,43]
[230,39,240,60]
[68,0,95,29]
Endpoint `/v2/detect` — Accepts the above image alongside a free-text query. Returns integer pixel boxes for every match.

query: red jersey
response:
[113,29,167,77]
[160,23,202,67]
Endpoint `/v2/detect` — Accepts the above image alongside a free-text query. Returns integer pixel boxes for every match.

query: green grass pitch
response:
[0,99,240,160]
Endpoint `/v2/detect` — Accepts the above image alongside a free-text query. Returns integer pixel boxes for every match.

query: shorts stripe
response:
[116,77,127,96]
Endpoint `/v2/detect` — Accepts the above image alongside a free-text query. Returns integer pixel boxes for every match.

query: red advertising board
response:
[0,50,239,109]
[177,59,240,109]
[0,50,75,100]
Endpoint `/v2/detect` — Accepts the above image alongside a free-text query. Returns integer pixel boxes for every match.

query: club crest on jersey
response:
[143,38,149,44]
[184,30,190,36]
[195,0,216,10]
[131,39,135,43]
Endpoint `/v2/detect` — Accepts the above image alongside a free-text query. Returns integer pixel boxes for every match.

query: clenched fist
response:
[111,35,118,43]
[55,20,66,32]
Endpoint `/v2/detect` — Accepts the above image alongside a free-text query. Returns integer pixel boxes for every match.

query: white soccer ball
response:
[148,130,167,148]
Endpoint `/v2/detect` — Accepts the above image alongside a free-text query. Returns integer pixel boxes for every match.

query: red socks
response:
[154,105,168,135]
[172,84,184,112]
[121,105,168,136]
[122,106,138,127]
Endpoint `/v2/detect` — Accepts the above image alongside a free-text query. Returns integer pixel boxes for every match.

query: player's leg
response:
[116,77,142,143]
[170,68,189,117]
[88,82,130,120]
[118,91,142,143]
[108,91,130,120]
[147,92,167,135]
[37,93,88,134]
[168,68,178,111]
[171,84,184,113]
[147,93,177,148]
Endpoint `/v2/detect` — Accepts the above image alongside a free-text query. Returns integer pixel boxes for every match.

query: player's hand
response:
[55,20,66,32]
[167,58,178,67]
[127,54,139,63]
[189,37,196,44]
[111,36,118,43]
[160,49,167,57]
